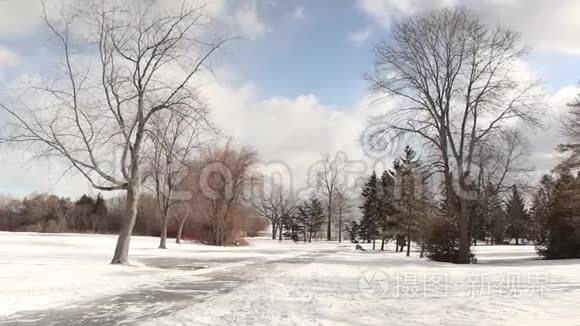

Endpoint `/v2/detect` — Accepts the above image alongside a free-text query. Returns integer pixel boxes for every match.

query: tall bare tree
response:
[317,153,343,241]
[334,186,352,243]
[364,8,544,263]
[0,1,226,263]
[147,110,205,249]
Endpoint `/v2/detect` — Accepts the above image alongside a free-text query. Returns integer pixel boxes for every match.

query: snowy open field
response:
[1,232,580,325]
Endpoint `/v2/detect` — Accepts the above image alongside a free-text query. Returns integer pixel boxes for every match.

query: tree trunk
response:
[420,242,425,258]
[176,218,185,244]
[111,186,140,264]
[395,242,399,252]
[516,237,519,245]
[380,237,385,251]
[372,238,376,250]
[327,200,332,241]
[159,212,168,249]
[457,199,471,264]
[278,223,283,242]
[406,229,411,257]
[338,208,342,243]
[272,223,277,240]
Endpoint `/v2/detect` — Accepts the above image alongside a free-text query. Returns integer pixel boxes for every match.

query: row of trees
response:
[0,186,267,244]
[253,153,355,243]
[253,183,354,244]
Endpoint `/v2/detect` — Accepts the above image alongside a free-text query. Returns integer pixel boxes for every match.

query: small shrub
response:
[424,215,476,263]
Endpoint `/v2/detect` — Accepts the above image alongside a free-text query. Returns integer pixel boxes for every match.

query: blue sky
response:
[214,0,580,107]
[2,0,580,107]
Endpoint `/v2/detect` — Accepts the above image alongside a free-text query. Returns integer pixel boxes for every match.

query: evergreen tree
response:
[345,220,360,243]
[359,172,379,248]
[299,194,325,243]
[93,193,108,216]
[486,186,507,245]
[283,212,304,243]
[505,185,529,245]
[530,175,553,243]
[394,145,422,256]
[537,169,580,258]
[377,170,399,250]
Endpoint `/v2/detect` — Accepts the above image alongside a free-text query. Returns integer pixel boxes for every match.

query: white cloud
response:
[0,48,19,82]
[200,78,387,195]
[356,0,456,25]
[348,28,372,46]
[0,48,19,68]
[234,3,267,40]
[468,0,580,55]
[290,6,305,20]
[357,0,580,55]
[524,85,580,180]
[0,0,43,36]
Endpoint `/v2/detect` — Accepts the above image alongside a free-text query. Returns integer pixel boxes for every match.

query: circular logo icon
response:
[359,270,389,298]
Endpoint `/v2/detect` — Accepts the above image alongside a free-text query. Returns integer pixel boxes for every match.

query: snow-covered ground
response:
[2,232,580,325]
[0,232,338,318]
[144,243,580,326]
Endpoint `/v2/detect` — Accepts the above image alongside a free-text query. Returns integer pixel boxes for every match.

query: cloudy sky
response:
[0,0,579,198]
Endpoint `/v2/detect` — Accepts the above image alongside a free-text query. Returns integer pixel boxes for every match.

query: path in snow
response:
[0,249,337,326]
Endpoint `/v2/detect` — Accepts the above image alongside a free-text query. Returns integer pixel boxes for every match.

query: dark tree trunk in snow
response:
[406,230,411,257]
[457,200,471,264]
[327,202,332,241]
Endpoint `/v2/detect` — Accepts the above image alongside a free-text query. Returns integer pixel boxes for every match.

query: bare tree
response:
[557,89,580,170]
[172,201,192,244]
[198,141,258,246]
[317,153,343,241]
[364,8,544,263]
[334,187,353,243]
[253,184,295,241]
[0,1,226,263]
[147,110,205,249]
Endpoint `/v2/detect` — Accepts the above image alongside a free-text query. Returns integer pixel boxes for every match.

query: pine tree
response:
[505,185,529,245]
[530,175,553,243]
[377,170,398,251]
[359,172,379,248]
[486,186,506,245]
[537,169,580,258]
[93,193,108,216]
[345,220,360,243]
[299,194,325,243]
[283,212,304,243]
[394,145,422,256]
